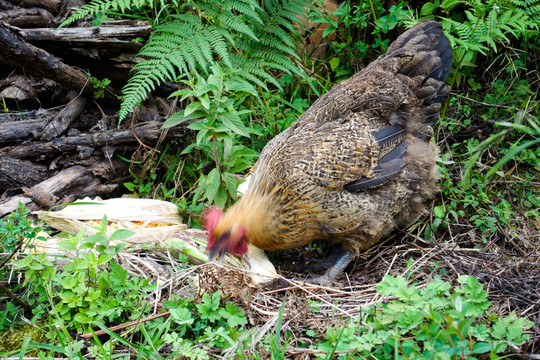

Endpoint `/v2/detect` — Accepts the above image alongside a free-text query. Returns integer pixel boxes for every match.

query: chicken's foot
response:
[306,250,355,286]
[293,245,349,273]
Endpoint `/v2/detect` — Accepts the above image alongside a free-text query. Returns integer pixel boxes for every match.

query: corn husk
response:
[33,197,278,285]
[35,197,187,244]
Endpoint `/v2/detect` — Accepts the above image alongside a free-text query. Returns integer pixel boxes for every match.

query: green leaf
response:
[109,229,135,241]
[214,185,228,208]
[219,303,248,328]
[196,82,220,95]
[329,57,340,71]
[420,2,435,15]
[196,128,210,146]
[58,240,77,251]
[169,87,194,99]
[225,81,258,96]
[219,112,250,137]
[169,307,194,327]
[97,254,113,266]
[376,275,409,295]
[322,25,336,39]
[184,102,204,117]
[433,205,445,219]
[97,272,110,290]
[162,110,206,128]
[187,121,207,131]
[472,342,491,354]
[206,168,221,203]
[222,172,238,198]
[200,94,211,110]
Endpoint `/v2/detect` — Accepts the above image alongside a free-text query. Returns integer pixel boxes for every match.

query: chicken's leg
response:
[307,249,356,286]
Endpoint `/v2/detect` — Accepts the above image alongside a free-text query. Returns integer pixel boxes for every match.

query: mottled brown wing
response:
[287,116,408,192]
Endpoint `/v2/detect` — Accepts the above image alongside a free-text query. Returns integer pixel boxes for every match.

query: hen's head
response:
[204,206,248,262]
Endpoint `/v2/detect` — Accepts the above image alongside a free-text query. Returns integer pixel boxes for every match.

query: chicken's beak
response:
[208,245,226,264]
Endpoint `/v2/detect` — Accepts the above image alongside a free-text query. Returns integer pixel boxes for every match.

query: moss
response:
[0,323,47,353]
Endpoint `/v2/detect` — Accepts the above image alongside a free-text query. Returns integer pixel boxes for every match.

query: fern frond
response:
[228,0,264,25]
[119,18,233,120]
[118,0,308,120]
[59,0,156,28]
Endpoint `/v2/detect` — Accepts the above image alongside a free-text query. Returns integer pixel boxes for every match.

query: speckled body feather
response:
[211,21,452,263]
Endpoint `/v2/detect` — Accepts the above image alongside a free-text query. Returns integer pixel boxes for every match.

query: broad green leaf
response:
[329,57,340,71]
[420,2,435,15]
[472,342,491,354]
[97,254,113,265]
[97,272,110,290]
[322,25,336,39]
[205,168,221,203]
[196,82,220,95]
[58,240,77,251]
[187,121,207,131]
[184,101,204,117]
[196,128,209,145]
[222,172,238,198]
[109,229,135,241]
[200,94,210,110]
[219,112,250,137]
[162,110,206,128]
[226,81,258,96]
[433,205,445,219]
[214,185,228,208]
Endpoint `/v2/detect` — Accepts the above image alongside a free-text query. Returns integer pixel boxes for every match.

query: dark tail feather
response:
[380,21,453,126]
[386,21,453,83]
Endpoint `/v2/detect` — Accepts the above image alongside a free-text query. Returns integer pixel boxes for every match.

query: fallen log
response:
[0,7,54,27]
[24,159,128,208]
[0,118,51,143]
[39,90,87,141]
[0,196,32,217]
[0,154,49,189]
[0,23,121,103]
[0,0,16,9]
[22,24,152,41]
[6,0,61,13]
[7,122,185,159]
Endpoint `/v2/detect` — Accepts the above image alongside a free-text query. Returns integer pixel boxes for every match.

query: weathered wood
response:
[7,122,186,159]
[0,109,54,123]
[0,154,49,190]
[0,74,37,105]
[0,0,16,10]
[0,196,32,217]
[0,75,60,110]
[6,0,61,13]
[0,7,54,27]
[40,91,87,141]
[23,166,97,208]
[22,24,152,41]
[0,24,121,103]
[0,118,50,143]
[23,164,119,208]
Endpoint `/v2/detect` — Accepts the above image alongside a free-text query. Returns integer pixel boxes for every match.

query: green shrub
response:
[312,275,533,359]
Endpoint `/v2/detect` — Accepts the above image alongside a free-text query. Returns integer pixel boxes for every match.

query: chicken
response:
[206,20,453,284]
